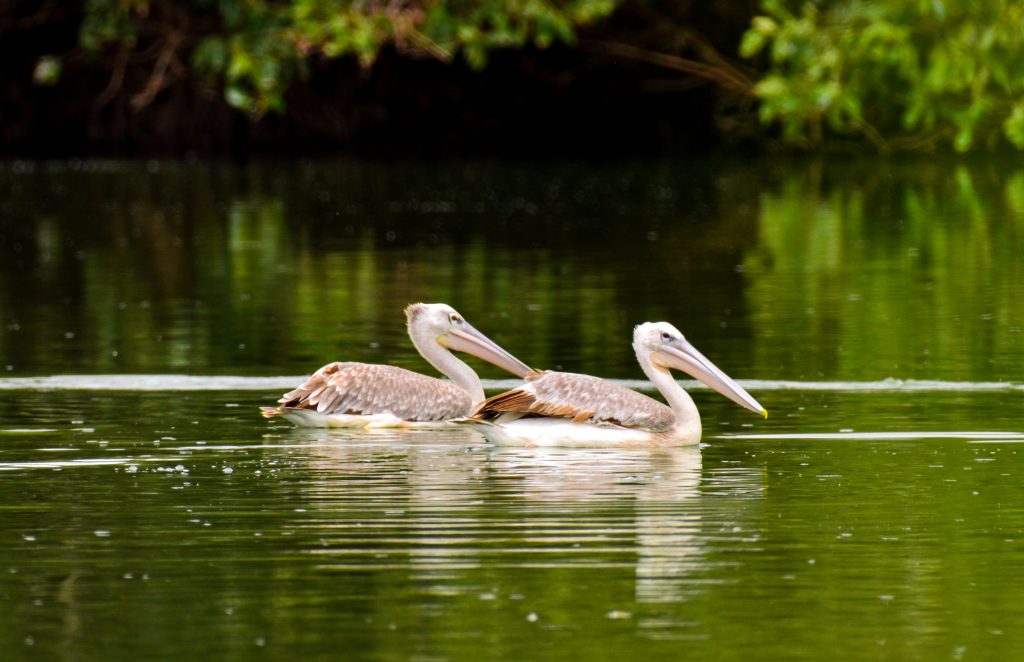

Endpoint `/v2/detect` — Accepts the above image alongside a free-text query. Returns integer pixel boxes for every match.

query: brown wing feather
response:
[471,370,675,432]
[275,362,472,421]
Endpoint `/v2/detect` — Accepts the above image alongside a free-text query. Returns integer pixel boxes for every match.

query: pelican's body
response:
[455,322,765,447]
[261,303,531,428]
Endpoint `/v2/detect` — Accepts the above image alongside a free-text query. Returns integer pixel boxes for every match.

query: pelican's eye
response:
[660,331,673,342]
[449,313,463,325]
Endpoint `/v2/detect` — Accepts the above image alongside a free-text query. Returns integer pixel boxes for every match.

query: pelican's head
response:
[405,303,532,378]
[633,322,766,418]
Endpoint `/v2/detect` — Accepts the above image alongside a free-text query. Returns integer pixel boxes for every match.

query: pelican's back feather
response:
[470,370,675,432]
[273,362,472,421]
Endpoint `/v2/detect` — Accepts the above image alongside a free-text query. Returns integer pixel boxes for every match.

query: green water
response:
[1,158,1023,659]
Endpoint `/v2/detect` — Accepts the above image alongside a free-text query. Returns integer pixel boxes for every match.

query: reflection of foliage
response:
[742,0,1024,151]
[746,160,1024,381]
[78,0,618,114]
[0,162,659,376]
[1,161,1020,383]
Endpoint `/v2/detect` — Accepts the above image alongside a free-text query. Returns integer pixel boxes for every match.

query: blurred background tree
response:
[78,0,620,115]
[742,0,1024,152]
[3,0,1024,153]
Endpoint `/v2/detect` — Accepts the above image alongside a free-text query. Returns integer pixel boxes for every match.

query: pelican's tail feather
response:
[260,406,285,419]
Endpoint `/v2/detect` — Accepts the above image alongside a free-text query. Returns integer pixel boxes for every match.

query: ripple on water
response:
[720,431,1024,442]
[0,458,131,471]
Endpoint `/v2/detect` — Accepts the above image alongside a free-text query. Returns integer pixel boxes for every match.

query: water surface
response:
[0,158,1022,659]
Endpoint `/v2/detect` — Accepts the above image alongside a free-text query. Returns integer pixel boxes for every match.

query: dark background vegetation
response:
[3,1,1024,156]
[2,1,756,156]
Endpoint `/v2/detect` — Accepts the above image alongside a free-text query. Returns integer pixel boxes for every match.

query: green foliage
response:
[78,0,148,52]
[79,0,619,114]
[742,0,1024,151]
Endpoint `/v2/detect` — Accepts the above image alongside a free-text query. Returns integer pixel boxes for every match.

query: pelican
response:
[453,322,766,447]
[261,303,532,428]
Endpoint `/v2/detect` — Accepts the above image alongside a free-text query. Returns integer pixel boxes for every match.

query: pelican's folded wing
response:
[275,362,472,421]
[470,370,674,432]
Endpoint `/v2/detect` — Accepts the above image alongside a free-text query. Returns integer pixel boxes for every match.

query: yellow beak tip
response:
[761,408,768,420]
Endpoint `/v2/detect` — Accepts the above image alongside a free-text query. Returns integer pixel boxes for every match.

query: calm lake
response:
[1,157,1022,659]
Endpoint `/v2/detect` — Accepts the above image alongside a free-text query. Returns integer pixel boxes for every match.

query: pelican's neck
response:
[410,328,485,404]
[635,346,702,441]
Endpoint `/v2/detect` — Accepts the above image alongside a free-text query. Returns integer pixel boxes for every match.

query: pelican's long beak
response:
[656,339,767,418]
[439,324,532,378]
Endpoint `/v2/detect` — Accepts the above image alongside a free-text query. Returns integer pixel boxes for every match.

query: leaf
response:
[754,75,788,99]
[752,16,778,34]
[464,42,487,70]
[225,84,252,111]
[191,37,228,76]
[740,29,768,58]
[1003,101,1024,149]
[33,56,62,86]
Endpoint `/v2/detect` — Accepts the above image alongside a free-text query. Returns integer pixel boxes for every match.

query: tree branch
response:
[95,47,129,110]
[582,39,755,96]
[130,30,183,111]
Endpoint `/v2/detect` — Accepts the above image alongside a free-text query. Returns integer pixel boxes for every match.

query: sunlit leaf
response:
[33,56,61,86]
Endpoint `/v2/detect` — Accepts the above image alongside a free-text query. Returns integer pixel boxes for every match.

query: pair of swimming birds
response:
[261,303,766,447]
